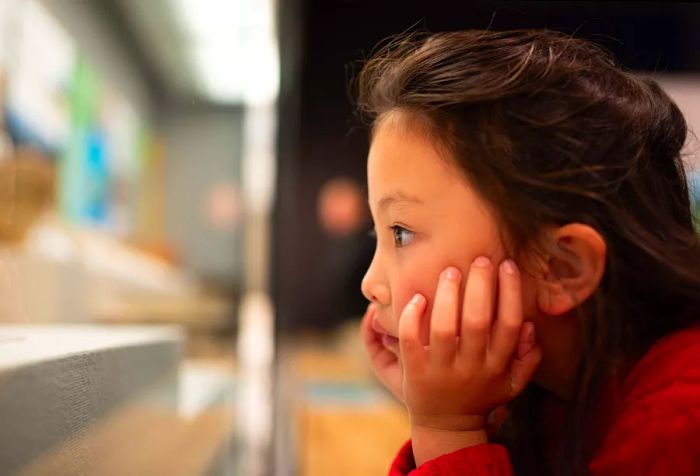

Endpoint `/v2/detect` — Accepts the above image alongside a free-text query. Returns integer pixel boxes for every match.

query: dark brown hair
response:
[356,29,700,475]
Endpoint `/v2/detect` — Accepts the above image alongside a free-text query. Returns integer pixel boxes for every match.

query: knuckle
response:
[502,320,521,335]
[400,336,419,350]
[463,315,489,332]
[486,360,505,377]
[432,325,454,341]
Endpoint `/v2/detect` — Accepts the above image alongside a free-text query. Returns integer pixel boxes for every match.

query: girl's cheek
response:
[394,264,472,345]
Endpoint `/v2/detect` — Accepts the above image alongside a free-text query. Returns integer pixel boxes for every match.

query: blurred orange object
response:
[0,147,56,244]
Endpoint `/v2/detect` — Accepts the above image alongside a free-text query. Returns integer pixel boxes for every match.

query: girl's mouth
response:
[382,333,400,351]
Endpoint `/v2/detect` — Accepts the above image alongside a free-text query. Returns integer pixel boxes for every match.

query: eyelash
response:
[389,225,415,248]
[367,225,415,248]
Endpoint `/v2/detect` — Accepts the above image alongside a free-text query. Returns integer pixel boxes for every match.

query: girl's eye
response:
[390,225,415,248]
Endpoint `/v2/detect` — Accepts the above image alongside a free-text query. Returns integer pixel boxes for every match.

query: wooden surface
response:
[297,404,408,476]
[287,322,410,476]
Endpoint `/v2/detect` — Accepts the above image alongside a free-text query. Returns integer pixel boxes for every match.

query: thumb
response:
[517,321,536,359]
[508,322,542,395]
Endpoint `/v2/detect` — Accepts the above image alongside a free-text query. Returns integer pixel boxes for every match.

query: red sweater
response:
[389,326,700,475]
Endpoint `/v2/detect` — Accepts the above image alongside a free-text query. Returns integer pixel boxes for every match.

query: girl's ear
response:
[536,224,607,316]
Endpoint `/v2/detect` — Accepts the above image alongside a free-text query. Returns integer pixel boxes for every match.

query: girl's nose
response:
[361,256,390,306]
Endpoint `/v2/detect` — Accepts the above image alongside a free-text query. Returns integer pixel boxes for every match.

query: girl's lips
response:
[372,313,393,336]
[371,313,400,351]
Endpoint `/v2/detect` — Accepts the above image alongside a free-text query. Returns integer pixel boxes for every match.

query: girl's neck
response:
[530,312,580,400]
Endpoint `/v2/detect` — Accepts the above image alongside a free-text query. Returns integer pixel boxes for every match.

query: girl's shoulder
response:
[621,325,700,408]
[590,327,700,474]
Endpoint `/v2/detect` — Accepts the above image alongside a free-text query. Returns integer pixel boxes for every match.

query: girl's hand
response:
[360,303,404,401]
[399,257,542,448]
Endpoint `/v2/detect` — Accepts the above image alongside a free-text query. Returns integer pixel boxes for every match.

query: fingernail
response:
[411,293,424,305]
[442,267,460,280]
[501,259,517,275]
[523,322,535,343]
[473,256,491,268]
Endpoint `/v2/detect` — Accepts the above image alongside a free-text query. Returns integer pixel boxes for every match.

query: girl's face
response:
[362,114,535,356]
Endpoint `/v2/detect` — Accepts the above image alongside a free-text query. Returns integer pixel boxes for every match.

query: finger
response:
[488,259,523,370]
[361,307,402,373]
[361,305,391,359]
[430,267,462,364]
[517,322,536,360]
[508,323,542,396]
[398,293,427,370]
[459,256,495,362]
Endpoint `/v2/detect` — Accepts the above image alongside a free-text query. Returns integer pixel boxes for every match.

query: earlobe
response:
[537,280,578,316]
[535,224,607,316]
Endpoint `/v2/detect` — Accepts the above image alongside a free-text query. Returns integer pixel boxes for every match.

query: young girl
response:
[357,30,700,475]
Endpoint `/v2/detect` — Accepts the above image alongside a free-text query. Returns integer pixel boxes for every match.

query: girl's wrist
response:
[410,413,486,432]
[410,423,488,467]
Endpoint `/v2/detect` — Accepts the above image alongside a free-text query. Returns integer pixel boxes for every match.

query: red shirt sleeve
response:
[588,326,700,475]
[588,388,700,475]
[389,440,513,476]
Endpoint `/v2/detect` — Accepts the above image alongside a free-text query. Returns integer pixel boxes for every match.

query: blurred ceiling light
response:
[172,0,279,105]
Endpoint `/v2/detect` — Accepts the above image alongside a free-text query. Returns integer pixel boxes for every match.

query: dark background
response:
[274,1,700,333]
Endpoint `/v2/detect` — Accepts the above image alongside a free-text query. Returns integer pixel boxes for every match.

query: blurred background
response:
[0,1,697,475]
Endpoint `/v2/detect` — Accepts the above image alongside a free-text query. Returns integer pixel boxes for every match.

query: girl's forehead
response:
[368,119,461,200]
[367,120,461,181]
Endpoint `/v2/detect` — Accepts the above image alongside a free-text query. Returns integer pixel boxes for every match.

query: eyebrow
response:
[375,191,424,211]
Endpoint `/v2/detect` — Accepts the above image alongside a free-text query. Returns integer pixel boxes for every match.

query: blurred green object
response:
[690,169,700,232]
[59,57,101,224]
